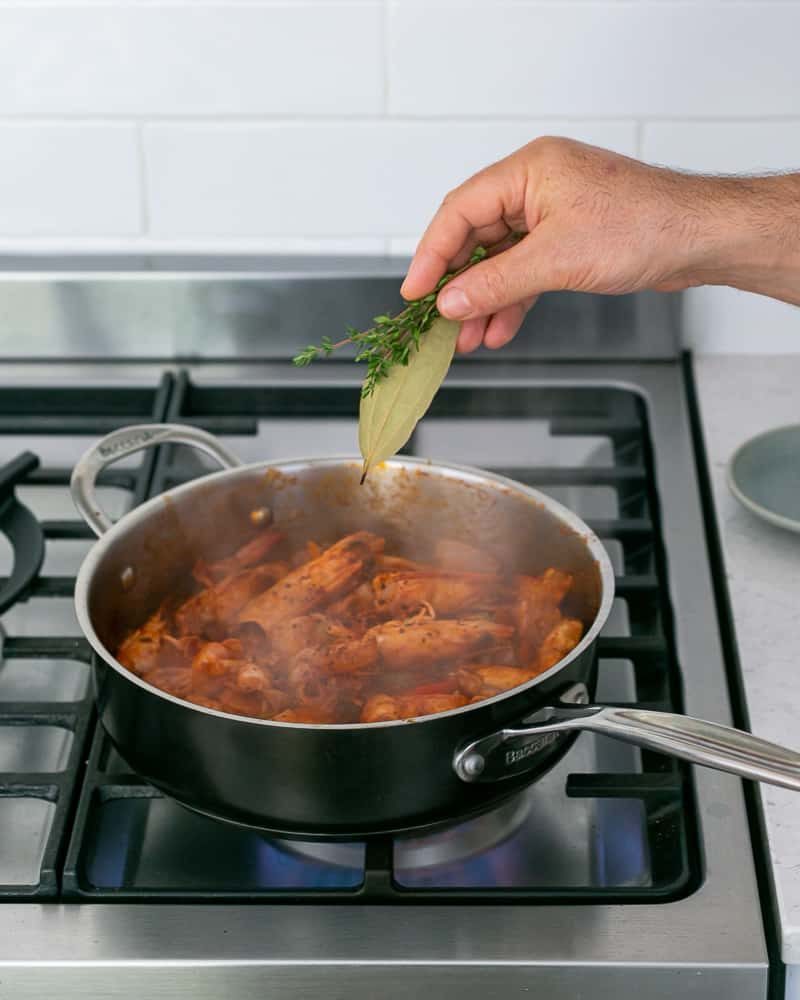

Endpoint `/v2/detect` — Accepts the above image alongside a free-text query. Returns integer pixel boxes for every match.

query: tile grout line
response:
[0,1,386,6]
[0,1,798,5]
[0,238,392,250]
[1,114,800,125]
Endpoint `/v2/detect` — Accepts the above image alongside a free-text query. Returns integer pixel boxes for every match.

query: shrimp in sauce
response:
[116,522,587,724]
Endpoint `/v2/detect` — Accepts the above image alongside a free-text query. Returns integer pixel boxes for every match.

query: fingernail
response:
[438,286,472,319]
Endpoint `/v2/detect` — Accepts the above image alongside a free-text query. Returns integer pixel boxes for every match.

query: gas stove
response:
[0,260,775,998]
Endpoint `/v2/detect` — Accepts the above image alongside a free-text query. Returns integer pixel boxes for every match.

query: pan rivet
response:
[250,507,272,526]
[120,566,135,591]
[463,753,485,777]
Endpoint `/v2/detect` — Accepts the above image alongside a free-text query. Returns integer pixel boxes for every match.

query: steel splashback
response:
[0,256,680,361]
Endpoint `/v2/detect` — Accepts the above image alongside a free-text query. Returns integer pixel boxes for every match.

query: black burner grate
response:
[56,370,699,903]
[0,376,171,897]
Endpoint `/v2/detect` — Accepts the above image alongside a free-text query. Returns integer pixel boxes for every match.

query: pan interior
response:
[83,458,607,683]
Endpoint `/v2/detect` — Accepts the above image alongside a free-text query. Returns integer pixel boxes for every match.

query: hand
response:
[400,137,800,353]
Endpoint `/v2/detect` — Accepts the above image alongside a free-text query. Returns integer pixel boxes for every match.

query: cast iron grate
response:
[60,371,700,902]
[0,375,172,897]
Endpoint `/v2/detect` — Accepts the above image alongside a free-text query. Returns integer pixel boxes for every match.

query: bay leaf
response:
[358,316,460,482]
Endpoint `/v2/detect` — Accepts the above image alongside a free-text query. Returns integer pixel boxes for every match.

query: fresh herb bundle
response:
[292,234,523,481]
[292,246,488,398]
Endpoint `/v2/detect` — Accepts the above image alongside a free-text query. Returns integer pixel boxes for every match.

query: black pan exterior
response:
[93,641,597,837]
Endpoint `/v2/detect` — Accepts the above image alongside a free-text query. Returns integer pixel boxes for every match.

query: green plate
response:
[727,424,800,533]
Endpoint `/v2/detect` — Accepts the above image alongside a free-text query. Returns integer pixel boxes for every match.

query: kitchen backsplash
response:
[0,1,798,352]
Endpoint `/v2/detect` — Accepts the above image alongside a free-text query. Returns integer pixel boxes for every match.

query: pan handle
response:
[71,423,242,537]
[454,687,800,791]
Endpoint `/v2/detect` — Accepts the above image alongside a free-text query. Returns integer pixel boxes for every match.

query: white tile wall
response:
[143,121,636,237]
[0,124,140,236]
[684,286,799,355]
[0,5,382,115]
[642,122,800,173]
[0,1,798,352]
[388,3,800,118]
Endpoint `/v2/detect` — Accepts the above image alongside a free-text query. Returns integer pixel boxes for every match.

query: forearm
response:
[403,140,800,355]
[692,173,800,305]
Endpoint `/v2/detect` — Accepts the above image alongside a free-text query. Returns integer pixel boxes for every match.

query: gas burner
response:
[276,794,532,871]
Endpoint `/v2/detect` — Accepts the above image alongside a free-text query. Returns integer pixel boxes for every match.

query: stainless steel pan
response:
[71,424,800,837]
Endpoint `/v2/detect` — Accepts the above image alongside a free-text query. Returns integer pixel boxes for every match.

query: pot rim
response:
[74,454,616,731]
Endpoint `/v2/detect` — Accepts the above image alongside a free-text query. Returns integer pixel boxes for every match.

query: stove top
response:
[0,267,771,998]
[6,374,689,905]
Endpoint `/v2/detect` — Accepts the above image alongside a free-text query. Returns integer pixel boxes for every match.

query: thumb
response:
[436,233,555,320]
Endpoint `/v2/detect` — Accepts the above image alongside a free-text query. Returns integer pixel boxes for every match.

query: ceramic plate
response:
[727,424,800,533]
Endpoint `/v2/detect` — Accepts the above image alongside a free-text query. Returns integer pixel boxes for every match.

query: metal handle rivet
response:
[463,753,485,777]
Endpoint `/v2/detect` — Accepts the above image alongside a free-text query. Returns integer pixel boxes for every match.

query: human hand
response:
[400,137,730,353]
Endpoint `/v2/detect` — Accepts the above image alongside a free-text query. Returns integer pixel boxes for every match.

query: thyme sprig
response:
[293,246,490,398]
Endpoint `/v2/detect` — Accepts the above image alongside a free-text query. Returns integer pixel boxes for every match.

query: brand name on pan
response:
[505,732,558,766]
[98,430,160,458]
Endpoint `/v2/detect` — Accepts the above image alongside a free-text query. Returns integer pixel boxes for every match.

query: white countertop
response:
[694,354,800,966]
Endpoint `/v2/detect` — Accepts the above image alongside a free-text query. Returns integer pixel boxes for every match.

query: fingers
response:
[456,295,538,354]
[401,162,523,300]
[437,235,551,320]
[483,296,538,349]
[456,317,488,354]
[448,221,512,271]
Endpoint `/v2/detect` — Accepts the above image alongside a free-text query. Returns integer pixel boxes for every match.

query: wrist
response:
[689,174,800,304]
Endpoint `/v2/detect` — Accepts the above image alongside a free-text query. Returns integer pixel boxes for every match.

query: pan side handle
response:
[71,423,242,537]
[454,691,800,792]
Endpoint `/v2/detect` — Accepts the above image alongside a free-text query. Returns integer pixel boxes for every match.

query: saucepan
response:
[70,424,800,838]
